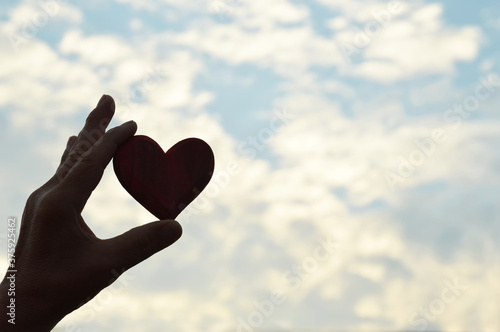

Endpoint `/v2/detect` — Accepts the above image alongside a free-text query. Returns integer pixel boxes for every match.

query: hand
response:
[0,95,183,331]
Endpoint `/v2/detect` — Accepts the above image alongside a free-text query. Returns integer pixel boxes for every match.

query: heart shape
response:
[113,135,215,220]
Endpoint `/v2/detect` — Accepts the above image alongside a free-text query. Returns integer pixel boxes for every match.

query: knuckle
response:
[37,191,61,209]
[66,148,83,165]
[77,152,94,165]
[74,140,93,154]
[25,189,43,208]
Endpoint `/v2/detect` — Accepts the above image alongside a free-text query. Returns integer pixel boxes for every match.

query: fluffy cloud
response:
[333,3,481,82]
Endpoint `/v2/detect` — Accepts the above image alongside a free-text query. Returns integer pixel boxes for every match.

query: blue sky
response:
[0,0,499,331]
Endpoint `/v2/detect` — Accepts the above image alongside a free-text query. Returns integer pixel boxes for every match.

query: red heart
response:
[113,135,215,220]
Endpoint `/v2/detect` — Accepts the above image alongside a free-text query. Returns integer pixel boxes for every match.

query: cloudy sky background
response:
[1,0,499,331]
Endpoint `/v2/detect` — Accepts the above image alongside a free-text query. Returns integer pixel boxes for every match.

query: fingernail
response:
[122,120,137,133]
[66,136,76,147]
[97,94,110,106]
[122,120,136,127]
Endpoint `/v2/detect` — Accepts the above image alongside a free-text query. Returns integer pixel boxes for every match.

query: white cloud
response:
[59,30,134,65]
[225,0,310,28]
[3,0,83,31]
[170,25,343,76]
[334,3,482,82]
[115,0,207,12]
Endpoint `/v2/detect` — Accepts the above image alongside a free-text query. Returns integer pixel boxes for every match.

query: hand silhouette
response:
[0,95,182,331]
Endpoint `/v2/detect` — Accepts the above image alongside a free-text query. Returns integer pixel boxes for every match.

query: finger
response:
[106,220,182,272]
[55,95,115,181]
[59,136,78,167]
[38,136,79,191]
[60,120,137,212]
[74,95,115,154]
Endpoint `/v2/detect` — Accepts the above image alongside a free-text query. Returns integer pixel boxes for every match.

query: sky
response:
[0,0,499,331]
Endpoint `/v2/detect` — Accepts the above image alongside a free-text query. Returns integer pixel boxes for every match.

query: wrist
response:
[0,271,56,331]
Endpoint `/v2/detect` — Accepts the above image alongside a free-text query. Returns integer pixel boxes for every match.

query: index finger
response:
[74,94,115,153]
[55,95,116,182]
[60,120,138,213]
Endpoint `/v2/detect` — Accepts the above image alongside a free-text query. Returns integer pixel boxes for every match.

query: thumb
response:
[107,220,182,272]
